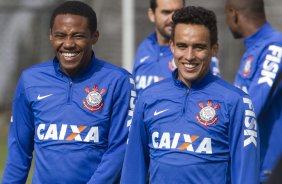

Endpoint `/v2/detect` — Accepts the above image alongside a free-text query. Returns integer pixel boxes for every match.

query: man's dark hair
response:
[171,6,218,46]
[50,1,97,33]
[227,0,265,20]
[150,0,185,12]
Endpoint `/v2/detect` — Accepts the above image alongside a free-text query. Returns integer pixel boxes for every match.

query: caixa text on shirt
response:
[37,124,99,142]
[135,75,163,90]
[152,132,213,154]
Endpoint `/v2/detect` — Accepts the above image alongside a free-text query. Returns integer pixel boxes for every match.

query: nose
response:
[185,47,195,61]
[168,12,174,24]
[63,37,75,49]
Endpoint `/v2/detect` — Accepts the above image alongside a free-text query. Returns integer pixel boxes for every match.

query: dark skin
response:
[50,14,99,77]
[224,0,266,39]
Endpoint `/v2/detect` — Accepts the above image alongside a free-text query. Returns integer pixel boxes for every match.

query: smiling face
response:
[50,14,98,77]
[170,23,218,87]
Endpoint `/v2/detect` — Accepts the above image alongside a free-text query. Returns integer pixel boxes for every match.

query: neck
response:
[241,19,266,38]
[156,32,170,46]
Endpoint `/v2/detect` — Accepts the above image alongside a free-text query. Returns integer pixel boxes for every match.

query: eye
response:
[194,44,207,51]
[176,43,187,50]
[161,10,172,15]
[74,34,86,39]
[53,33,65,39]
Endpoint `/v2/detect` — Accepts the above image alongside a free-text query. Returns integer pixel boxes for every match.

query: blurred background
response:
[0,0,281,182]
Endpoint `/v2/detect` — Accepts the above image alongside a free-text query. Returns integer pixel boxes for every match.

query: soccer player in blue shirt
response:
[225,0,282,182]
[121,6,259,184]
[134,0,221,94]
[2,1,135,183]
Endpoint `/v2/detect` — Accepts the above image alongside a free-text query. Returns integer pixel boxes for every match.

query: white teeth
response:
[184,63,197,69]
[62,53,77,57]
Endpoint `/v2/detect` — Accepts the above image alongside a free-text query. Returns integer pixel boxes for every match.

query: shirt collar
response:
[244,23,274,49]
[149,32,171,55]
[53,52,96,81]
[172,69,215,89]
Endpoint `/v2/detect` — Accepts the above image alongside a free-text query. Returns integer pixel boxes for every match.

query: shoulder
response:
[137,33,157,51]
[23,60,53,73]
[95,58,132,79]
[211,77,247,102]
[262,27,282,47]
[21,60,54,80]
[135,33,157,62]
[139,78,174,99]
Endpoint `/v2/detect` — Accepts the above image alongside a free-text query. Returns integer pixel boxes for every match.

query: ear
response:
[211,43,219,57]
[49,29,53,41]
[169,40,175,54]
[91,31,99,45]
[234,10,239,24]
[229,7,240,25]
[147,8,155,23]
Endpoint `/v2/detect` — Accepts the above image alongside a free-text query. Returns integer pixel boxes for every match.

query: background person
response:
[225,0,282,182]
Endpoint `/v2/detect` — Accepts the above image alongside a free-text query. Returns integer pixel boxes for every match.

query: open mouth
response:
[61,52,80,61]
[183,63,200,70]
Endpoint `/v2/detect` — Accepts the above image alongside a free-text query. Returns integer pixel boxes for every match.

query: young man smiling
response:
[133,0,221,94]
[2,1,135,184]
[121,6,259,184]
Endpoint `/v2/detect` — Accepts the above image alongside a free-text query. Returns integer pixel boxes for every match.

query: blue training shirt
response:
[234,23,282,182]
[121,70,260,184]
[2,54,136,184]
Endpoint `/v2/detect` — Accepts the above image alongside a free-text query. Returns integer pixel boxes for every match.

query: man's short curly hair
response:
[171,6,218,46]
[50,1,97,33]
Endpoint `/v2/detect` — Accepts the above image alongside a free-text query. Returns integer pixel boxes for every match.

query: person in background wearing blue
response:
[133,0,220,94]
[121,6,259,184]
[225,0,282,182]
[1,1,135,183]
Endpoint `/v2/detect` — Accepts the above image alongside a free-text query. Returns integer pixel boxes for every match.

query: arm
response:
[247,44,282,116]
[120,95,150,184]
[229,95,260,184]
[87,75,136,184]
[2,75,34,184]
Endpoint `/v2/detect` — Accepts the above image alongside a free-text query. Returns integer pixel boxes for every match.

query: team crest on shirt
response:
[83,85,106,112]
[196,100,220,126]
[243,56,253,77]
[168,59,177,71]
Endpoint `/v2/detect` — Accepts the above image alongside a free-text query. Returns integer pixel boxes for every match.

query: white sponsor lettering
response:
[127,78,136,129]
[84,127,99,142]
[37,124,45,140]
[135,75,161,90]
[152,131,212,154]
[243,98,258,147]
[196,138,212,154]
[44,124,58,140]
[37,123,99,142]
[258,45,282,86]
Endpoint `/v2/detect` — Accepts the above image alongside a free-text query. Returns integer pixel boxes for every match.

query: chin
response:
[232,31,243,39]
